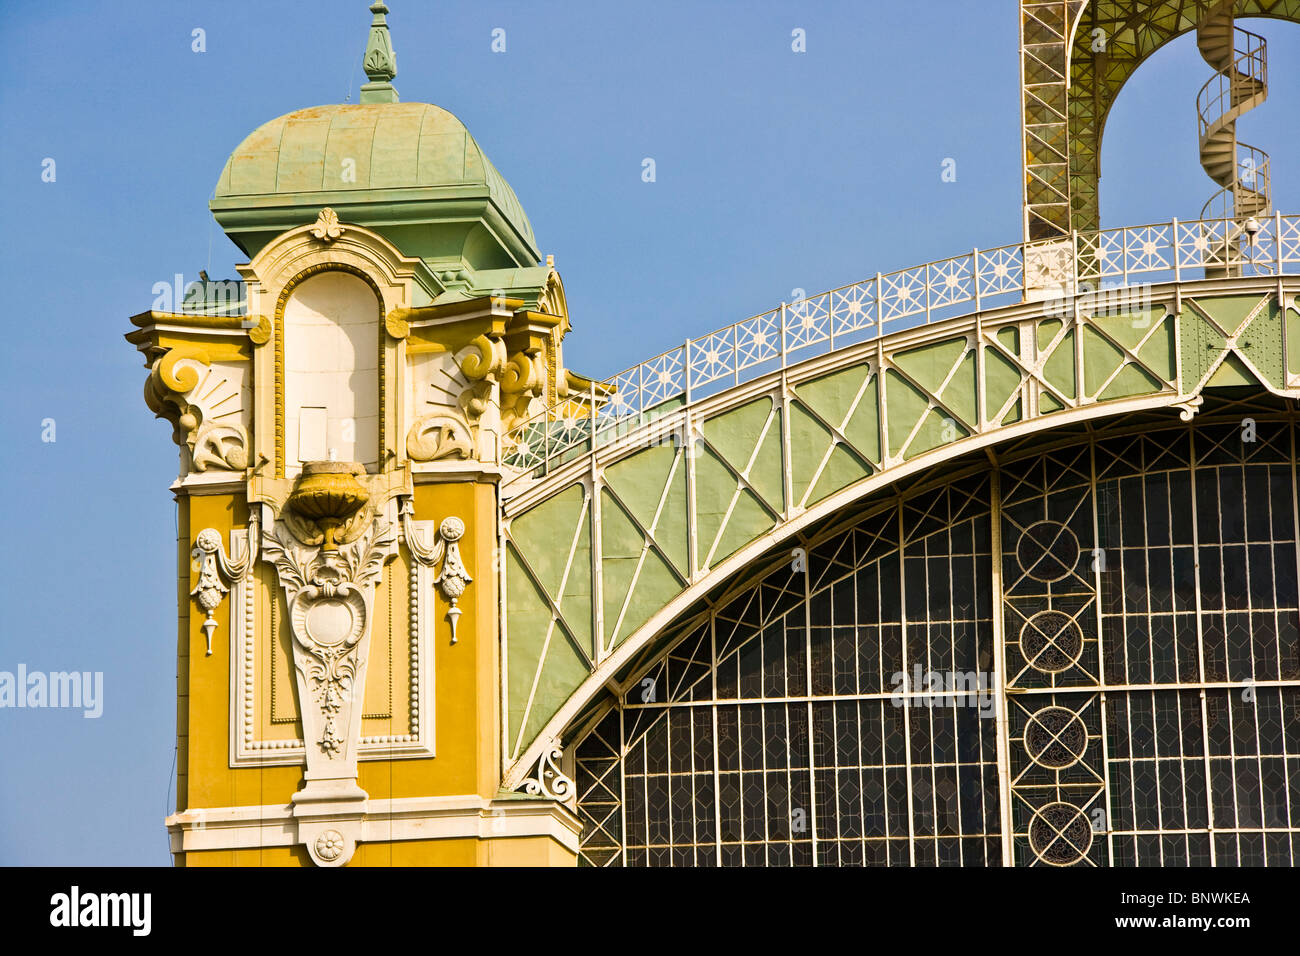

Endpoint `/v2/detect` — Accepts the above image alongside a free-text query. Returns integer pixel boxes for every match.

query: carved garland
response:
[399,497,473,643]
[254,483,401,868]
[261,512,398,759]
[190,513,260,656]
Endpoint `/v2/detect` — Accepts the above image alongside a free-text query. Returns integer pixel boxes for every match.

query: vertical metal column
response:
[989,467,1016,867]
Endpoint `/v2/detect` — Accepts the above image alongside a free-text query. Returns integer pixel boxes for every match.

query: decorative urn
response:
[287,461,369,551]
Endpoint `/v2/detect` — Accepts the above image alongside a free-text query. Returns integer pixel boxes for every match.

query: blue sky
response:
[0,0,1296,865]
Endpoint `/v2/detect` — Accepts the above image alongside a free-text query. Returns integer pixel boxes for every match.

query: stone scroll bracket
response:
[399,497,473,644]
[142,345,252,477]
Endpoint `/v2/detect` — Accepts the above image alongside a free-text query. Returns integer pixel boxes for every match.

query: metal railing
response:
[503,213,1300,480]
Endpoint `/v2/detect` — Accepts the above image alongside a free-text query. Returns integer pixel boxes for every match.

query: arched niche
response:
[281,270,381,474]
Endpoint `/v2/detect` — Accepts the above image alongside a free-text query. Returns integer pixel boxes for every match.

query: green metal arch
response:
[500,274,1299,787]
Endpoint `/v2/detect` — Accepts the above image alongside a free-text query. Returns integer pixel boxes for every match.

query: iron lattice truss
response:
[1021,0,1300,241]
[501,276,1300,785]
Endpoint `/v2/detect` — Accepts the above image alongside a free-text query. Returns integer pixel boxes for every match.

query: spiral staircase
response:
[1197,1,1272,273]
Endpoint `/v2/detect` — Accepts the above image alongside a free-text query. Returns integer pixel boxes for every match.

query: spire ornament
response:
[360,2,399,104]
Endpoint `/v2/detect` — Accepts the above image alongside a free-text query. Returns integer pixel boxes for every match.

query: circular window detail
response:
[1016,520,1081,583]
[1028,802,1093,866]
[1020,610,1084,674]
[1024,706,1088,769]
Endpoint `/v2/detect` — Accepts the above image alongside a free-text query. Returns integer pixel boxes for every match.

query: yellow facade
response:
[156,404,581,866]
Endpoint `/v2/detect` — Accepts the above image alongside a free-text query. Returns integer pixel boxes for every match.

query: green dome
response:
[212,101,536,251]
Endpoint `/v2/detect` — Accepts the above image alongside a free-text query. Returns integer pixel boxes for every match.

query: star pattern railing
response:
[503,214,1300,483]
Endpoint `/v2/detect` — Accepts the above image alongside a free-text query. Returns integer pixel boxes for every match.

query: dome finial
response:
[360,1,399,104]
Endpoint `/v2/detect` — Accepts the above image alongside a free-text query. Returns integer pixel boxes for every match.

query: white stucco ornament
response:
[310,207,345,243]
[399,499,474,644]
[191,516,260,656]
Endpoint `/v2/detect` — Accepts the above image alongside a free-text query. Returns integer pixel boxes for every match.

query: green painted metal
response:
[211,102,537,270]
[500,277,1300,783]
[360,1,399,104]
[506,216,1300,476]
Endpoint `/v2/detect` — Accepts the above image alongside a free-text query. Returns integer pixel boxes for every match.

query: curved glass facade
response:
[573,408,1300,866]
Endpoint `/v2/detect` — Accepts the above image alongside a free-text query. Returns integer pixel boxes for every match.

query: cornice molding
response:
[210,190,540,270]
[165,794,582,856]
